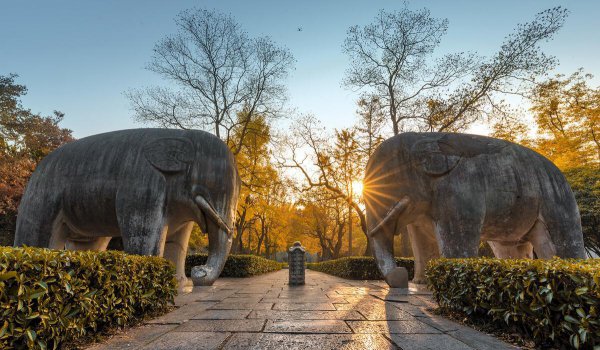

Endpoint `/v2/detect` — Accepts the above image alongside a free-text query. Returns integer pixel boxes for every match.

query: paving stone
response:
[192,309,251,319]
[342,295,379,303]
[189,292,233,301]
[356,305,416,321]
[209,302,273,310]
[223,295,265,302]
[333,303,355,310]
[396,303,432,317]
[85,269,515,350]
[87,324,177,350]
[176,319,266,332]
[235,289,273,294]
[417,314,464,332]
[409,295,438,307]
[273,302,336,311]
[263,320,352,333]
[141,331,230,350]
[347,320,442,334]
[332,287,374,295]
[174,292,203,306]
[222,333,395,350]
[146,303,218,324]
[389,334,474,350]
[325,297,350,303]
[447,327,519,350]
[248,310,365,320]
[261,297,335,303]
[370,293,409,302]
[278,293,327,299]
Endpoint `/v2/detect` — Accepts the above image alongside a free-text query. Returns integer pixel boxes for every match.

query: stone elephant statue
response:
[363,132,586,287]
[14,129,240,287]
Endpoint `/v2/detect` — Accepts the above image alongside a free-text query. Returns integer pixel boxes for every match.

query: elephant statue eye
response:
[411,140,460,176]
[144,138,194,173]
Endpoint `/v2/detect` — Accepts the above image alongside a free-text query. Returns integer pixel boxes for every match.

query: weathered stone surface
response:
[222,296,265,303]
[347,320,441,334]
[388,334,474,350]
[370,292,409,303]
[447,327,520,350]
[364,132,587,287]
[355,304,415,321]
[222,333,395,350]
[417,314,465,332]
[141,331,230,350]
[13,129,241,287]
[272,302,336,311]
[209,302,274,310]
[248,310,364,320]
[261,297,340,303]
[175,319,266,332]
[191,309,251,320]
[146,302,218,325]
[330,287,375,295]
[86,325,177,350]
[264,320,352,333]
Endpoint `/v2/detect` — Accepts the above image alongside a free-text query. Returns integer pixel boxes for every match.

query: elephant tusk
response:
[368,196,411,237]
[195,195,232,236]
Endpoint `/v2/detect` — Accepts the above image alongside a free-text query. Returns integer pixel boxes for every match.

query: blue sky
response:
[1,0,598,138]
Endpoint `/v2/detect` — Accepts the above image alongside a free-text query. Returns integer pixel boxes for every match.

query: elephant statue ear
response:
[144,138,194,173]
[411,139,461,176]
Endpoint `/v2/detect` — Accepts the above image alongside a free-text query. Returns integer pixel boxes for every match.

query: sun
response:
[352,180,364,196]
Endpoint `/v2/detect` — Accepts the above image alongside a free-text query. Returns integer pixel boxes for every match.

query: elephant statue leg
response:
[433,186,483,258]
[435,221,481,258]
[407,217,439,284]
[539,190,586,258]
[368,215,409,288]
[116,188,168,257]
[66,237,112,251]
[14,204,62,248]
[488,241,534,258]
[48,216,69,249]
[525,219,556,258]
[164,222,193,289]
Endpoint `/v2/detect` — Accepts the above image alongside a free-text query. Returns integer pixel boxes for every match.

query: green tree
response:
[0,74,73,245]
[529,69,600,169]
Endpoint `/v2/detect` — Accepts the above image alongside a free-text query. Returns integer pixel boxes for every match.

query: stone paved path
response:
[87,270,517,350]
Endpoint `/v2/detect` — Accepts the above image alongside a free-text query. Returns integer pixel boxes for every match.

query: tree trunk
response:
[363,239,372,256]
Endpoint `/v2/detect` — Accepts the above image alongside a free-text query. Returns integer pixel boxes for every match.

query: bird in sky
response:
[297,27,302,32]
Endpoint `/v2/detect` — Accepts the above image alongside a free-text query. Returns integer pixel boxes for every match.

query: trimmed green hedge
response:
[185,254,282,278]
[307,256,414,280]
[0,247,176,349]
[427,258,600,349]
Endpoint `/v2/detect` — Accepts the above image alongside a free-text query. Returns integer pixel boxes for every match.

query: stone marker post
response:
[288,241,306,285]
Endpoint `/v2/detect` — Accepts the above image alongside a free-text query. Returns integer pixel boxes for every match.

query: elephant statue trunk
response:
[368,197,411,288]
[191,220,232,286]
